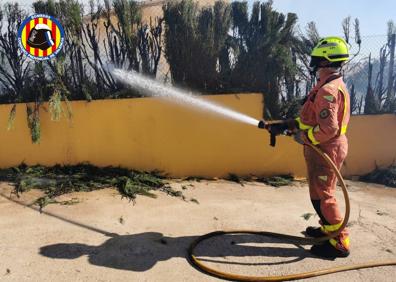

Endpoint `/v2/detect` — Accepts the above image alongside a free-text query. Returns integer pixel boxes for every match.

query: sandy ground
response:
[0,179,395,282]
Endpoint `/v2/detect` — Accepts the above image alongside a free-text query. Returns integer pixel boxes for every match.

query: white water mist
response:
[111,68,259,126]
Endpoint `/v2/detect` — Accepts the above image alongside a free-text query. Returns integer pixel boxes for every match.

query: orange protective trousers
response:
[304,136,349,249]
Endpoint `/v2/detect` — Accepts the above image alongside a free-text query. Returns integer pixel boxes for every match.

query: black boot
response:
[305,226,326,238]
[310,241,350,259]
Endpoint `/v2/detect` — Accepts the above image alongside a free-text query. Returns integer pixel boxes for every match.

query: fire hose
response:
[187,120,396,281]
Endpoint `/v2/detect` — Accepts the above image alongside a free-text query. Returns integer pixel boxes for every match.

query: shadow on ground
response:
[1,191,322,274]
[40,232,315,272]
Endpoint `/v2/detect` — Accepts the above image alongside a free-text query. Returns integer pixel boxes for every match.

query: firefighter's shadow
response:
[39,232,314,272]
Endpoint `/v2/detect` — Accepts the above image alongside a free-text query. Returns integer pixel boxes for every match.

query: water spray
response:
[110,68,260,127]
[110,67,297,146]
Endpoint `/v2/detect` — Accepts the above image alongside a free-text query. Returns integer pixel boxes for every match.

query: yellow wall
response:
[0,94,395,178]
[342,114,396,176]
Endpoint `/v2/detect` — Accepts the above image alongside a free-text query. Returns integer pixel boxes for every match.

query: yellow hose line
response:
[187,143,396,281]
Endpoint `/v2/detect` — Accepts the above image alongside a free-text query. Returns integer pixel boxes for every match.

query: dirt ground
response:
[1,179,395,282]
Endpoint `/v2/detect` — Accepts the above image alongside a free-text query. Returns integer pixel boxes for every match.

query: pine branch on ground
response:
[360,165,396,187]
[0,163,183,210]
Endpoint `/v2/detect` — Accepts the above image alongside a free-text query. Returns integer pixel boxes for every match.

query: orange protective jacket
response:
[297,69,350,144]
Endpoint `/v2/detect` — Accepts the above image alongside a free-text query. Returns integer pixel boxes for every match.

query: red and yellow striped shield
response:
[18,14,65,60]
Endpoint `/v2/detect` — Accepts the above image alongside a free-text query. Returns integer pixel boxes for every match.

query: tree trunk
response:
[385,33,395,111]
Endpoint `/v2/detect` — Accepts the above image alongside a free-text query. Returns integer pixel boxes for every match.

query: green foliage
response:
[229,1,299,118]
[32,0,56,15]
[183,176,205,182]
[227,173,245,186]
[26,104,41,144]
[7,104,16,130]
[257,174,294,187]
[33,0,92,102]
[164,0,298,117]
[48,91,62,121]
[225,173,294,187]
[104,0,142,71]
[64,95,73,120]
[164,0,232,92]
[117,177,158,199]
[0,163,184,209]
[360,165,396,188]
[112,0,142,33]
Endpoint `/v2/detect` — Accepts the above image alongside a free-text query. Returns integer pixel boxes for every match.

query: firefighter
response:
[294,36,351,258]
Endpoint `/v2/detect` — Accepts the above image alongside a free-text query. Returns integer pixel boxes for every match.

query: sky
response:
[8,0,396,37]
[261,0,395,37]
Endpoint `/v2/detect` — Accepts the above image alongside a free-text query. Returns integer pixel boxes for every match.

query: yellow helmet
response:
[310,36,349,68]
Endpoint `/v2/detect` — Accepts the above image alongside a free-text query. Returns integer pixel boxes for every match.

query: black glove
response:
[258,119,298,146]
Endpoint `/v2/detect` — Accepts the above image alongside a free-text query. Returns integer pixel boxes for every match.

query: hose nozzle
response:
[258,120,265,129]
[257,119,293,147]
